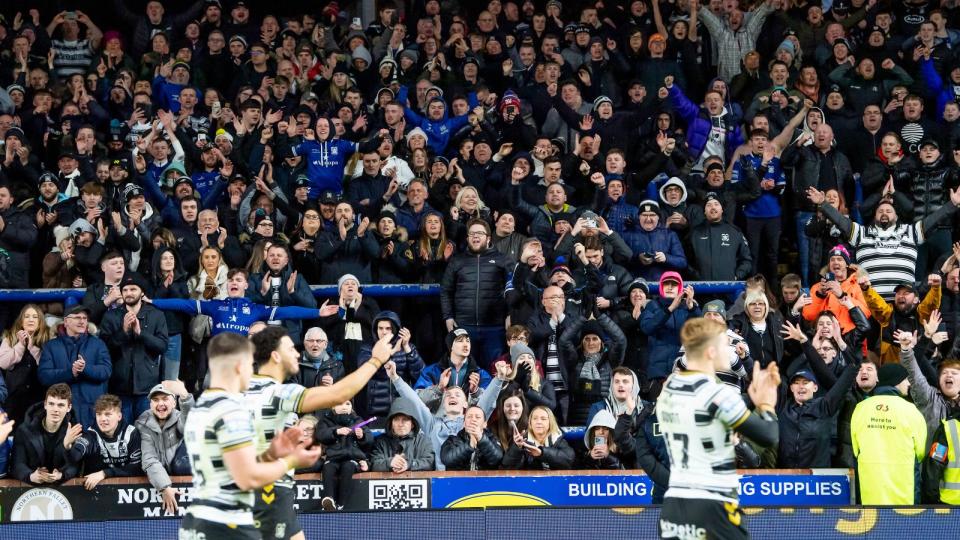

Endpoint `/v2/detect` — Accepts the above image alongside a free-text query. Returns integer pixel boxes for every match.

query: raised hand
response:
[747,362,780,410]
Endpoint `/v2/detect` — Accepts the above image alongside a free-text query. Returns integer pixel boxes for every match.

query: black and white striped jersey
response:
[183,389,257,526]
[243,375,306,488]
[657,371,750,503]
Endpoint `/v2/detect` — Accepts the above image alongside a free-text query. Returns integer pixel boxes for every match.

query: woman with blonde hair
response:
[448,185,492,245]
[0,304,52,424]
[412,212,455,362]
[501,405,575,470]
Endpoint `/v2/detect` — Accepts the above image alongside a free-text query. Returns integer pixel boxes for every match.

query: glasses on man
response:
[467,231,487,238]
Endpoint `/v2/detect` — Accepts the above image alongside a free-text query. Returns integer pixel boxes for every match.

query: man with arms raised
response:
[657,318,781,539]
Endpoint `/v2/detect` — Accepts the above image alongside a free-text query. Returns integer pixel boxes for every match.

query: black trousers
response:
[745,216,781,284]
[322,460,359,504]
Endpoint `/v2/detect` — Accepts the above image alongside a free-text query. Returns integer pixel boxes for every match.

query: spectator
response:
[861,276,940,365]
[149,268,323,335]
[136,380,193,516]
[778,322,860,468]
[801,246,871,335]
[358,312,423,419]
[37,305,112,427]
[501,405,575,470]
[700,1,776,82]
[640,272,701,399]
[315,201,379,284]
[507,343,557,412]
[99,273,169,420]
[0,183,39,290]
[730,289,784,368]
[899,330,960,446]
[415,328,492,409]
[9,383,80,485]
[247,243,317,345]
[316,399,373,511]
[81,250,128,325]
[369,397,435,473]
[319,274,379,373]
[807,186,960,298]
[580,409,626,469]
[687,195,753,281]
[66,393,142,491]
[385,358,506,471]
[0,304,51,425]
[440,405,504,471]
[851,351,928,505]
[441,218,513,366]
[622,200,686,281]
[559,314,627,426]
[293,327,345,388]
[784,124,856,285]
[150,247,189,380]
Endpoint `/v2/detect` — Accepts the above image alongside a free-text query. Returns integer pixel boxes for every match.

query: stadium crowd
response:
[0,0,959,511]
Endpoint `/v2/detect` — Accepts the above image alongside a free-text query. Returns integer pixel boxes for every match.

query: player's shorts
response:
[659,497,749,540]
[253,483,302,540]
[179,513,260,540]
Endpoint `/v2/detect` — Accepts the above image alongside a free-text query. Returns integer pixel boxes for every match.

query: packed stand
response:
[0,0,959,508]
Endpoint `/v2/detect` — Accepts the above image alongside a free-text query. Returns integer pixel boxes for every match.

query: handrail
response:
[0,281,746,303]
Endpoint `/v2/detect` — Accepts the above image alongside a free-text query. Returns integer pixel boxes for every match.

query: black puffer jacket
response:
[860,154,916,218]
[440,428,504,471]
[501,433,575,470]
[0,205,38,288]
[316,410,373,463]
[912,156,959,228]
[440,247,514,326]
[782,145,855,212]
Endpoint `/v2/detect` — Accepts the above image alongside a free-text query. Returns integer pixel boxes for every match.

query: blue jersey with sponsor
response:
[290,138,358,196]
[150,297,318,335]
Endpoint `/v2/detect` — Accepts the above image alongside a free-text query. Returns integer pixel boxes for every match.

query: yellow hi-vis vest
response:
[941,419,960,505]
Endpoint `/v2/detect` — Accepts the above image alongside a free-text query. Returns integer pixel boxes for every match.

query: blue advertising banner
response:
[431,472,851,508]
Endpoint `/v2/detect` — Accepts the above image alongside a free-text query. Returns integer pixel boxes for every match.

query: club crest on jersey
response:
[330,147,339,155]
[242,306,251,315]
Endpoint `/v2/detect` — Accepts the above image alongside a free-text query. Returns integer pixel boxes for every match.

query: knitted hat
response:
[510,343,535,365]
[406,127,427,143]
[628,278,650,295]
[638,199,660,214]
[500,91,521,112]
[446,327,470,350]
[828,245,851,265]
[593,95,613,111]
[877,363,908,389]
[337,273,359,291]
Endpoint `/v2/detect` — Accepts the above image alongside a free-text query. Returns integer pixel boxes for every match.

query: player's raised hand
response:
[748,362,780,411]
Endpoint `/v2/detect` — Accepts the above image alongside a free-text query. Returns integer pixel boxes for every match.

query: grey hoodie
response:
[393,375,503,471]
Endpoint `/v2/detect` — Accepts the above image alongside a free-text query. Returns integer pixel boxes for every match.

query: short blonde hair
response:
[680,318,727,359]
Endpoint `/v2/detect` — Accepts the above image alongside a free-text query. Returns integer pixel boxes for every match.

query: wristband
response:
[369,357,386,369]
[280,456,294,470]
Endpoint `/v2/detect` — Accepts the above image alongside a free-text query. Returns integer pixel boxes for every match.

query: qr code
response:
[369,479,429,509]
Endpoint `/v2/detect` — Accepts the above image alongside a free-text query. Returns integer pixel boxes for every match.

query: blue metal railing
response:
[0,281,747,306]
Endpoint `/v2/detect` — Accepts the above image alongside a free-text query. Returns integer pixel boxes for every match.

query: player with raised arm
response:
[657,318,781,540]
[178,333,322,540]
[246,327,401,540]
